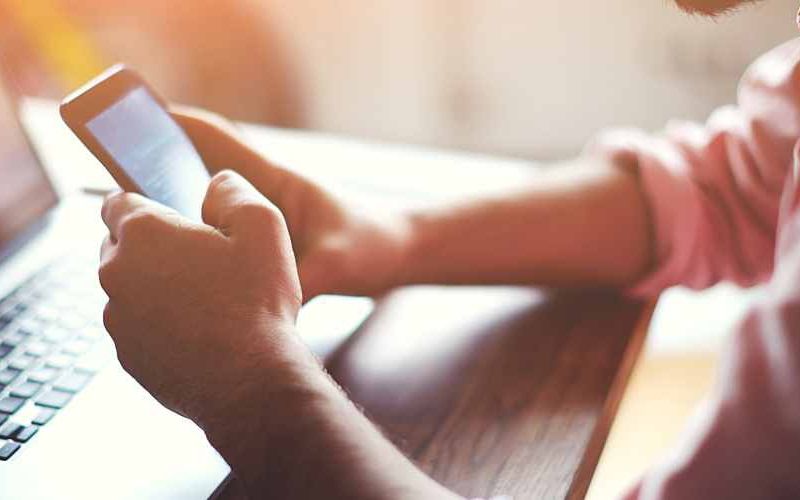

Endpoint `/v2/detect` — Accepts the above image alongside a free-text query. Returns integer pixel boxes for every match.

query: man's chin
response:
[674,0,749,16]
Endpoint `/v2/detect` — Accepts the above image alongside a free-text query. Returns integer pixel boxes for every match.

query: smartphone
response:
[60,64,210,221]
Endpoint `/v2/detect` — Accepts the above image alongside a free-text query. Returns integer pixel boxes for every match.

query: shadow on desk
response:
[214,286,651,500]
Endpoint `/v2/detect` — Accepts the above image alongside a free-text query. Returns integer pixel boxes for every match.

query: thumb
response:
[202,170,285,237]
[171,106,290,206]
[171,106,245,171]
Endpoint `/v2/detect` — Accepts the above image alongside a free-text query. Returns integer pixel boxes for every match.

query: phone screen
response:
[85,86,210,221]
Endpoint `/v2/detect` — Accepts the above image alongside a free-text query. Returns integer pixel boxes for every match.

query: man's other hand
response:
[99,170,305,427]
[171,106,411,300]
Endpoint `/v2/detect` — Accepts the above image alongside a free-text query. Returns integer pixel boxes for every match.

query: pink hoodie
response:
[591,38,800,499]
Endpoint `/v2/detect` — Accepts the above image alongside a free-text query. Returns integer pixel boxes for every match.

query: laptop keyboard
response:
[0,254,110,461]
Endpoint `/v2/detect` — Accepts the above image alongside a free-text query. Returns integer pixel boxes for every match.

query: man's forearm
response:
[394,155,652,289]
[202,332,459,500]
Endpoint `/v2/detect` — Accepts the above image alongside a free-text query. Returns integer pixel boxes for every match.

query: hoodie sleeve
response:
[588,39,800,297]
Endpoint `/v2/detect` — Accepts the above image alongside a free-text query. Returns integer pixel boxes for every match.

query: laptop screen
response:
[0,75,58,251]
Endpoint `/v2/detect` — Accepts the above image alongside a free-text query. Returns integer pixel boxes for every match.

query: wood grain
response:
[213,286,647,500]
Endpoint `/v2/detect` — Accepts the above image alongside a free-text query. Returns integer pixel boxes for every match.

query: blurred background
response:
[1,0,799,160]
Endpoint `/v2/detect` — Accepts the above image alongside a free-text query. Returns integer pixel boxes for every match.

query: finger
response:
[102,301,118,337]
[101,192,145,241]
[99,233,115,263]
[98,235,118,298]
[101,191,176,241]
[171,106,244,173]
[99,190,122,242]
[170,106,290,204]
[202,170,283,235]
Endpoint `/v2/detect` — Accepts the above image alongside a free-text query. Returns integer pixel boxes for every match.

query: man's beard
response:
[674,0,757,16]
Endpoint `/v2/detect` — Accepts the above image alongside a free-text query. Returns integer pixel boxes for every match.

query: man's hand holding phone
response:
[99,170,308,426]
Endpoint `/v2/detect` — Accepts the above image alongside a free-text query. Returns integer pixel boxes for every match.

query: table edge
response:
[567,298,657,500]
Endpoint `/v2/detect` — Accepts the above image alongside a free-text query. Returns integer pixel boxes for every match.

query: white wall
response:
[261,0,799,159]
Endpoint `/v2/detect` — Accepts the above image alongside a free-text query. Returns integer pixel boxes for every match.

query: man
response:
[97,0,800,497]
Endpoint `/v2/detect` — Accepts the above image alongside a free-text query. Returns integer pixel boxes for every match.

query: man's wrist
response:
[198,328,334,459]
[200,330,366,496]
[198,322,460,499]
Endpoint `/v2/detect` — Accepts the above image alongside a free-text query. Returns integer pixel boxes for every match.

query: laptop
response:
[0,68,373,498]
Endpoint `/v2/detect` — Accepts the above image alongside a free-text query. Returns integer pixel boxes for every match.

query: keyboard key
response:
[0,314,12,329]
[0,441,20,460]
[0,304,25,327]
[0,344,12,359]
[32,305,58,324]
[0,303,25,326]
[28,367,60,383]
[54,372,91,393]
[13,425,37,443]
[0,415,7,427]
[22,314,47,328]
[14,323,36,338]
[3,332,28,349]
[31,408,56,426]
[58,313,86,330]
[11,381,43,399]
[1,330,27,346]
[63,339,92,355]
[0,368,21,385]
[43,326,70,343]
[45,352,75,369]
[9,354,37,371]
[0,422,22,439]
[25,341,50,357]
[36,389,72,409]
[0,396,25,414]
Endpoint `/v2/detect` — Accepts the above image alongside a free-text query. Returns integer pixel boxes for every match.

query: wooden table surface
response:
[216,286,651,500]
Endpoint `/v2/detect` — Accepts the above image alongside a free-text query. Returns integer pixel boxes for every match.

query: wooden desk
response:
[22,100,653,499]
[218,287,651,500]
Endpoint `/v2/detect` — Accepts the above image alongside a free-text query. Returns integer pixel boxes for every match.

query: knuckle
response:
[233,202,283,227]
[205,172,240,209]
[214,169,238,184]
[102,190,125,212]
[102,302,115,334]
[98,259,119,295]
[119,211,160,240]
[208,170,235,193]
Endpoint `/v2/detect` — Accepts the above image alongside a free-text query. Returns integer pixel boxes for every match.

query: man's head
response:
[676,0,761,16]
